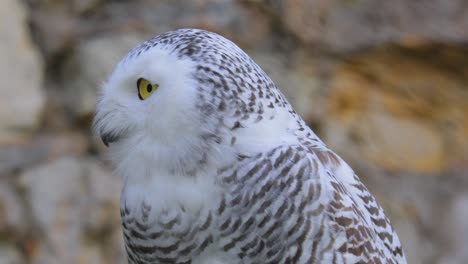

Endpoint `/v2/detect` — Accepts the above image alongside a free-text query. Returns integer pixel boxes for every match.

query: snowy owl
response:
[93,29,406,264]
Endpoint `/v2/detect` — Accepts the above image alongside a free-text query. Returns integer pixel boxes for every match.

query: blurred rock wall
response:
[0,0,467,263]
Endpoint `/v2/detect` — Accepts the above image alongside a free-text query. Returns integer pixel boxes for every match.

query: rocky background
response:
[0,0,467,263]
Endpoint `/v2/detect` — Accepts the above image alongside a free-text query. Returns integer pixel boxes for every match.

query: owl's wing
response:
[216,144,406,263]
[312,147,406,264]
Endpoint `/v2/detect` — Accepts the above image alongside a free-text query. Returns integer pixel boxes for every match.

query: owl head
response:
[93,29,303,177]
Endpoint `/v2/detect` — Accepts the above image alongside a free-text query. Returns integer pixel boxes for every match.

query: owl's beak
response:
[100,132,120,147]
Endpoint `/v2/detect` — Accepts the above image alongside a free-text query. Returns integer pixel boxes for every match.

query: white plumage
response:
[93,28,406,264]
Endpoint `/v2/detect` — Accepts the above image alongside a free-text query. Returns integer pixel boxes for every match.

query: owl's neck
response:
[112,107,322,218]
[109,100,322,185]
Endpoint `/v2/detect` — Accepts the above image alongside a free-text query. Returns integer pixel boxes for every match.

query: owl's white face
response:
[94,29,302,181]
[95,47,217,179]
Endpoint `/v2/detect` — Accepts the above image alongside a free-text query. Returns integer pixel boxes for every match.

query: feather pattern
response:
[94,28,406,264]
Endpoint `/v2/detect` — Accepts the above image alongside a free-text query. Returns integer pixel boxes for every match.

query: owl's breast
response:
[120,171,225,263]
[123,199,224,262]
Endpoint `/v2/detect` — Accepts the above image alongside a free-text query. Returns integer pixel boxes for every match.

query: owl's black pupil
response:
[146,84,152,93]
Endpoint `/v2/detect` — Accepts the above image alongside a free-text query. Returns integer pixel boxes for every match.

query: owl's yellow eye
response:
[136,78,158,100]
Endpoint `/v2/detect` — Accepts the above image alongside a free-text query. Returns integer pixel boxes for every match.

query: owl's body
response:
[94,29,406,264]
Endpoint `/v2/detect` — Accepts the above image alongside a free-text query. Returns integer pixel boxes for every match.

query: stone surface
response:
[30,7,78,58]
[63,34,144,117]
[0,132,89,175]
[0,0,45,143]
[261,0,468,52]
[251,50,328,124]
[324,46,468,173]
[19,157,122,264]
[440,193,468,263]
[71,0,103,14]
[95,0,272,49]
[326,112,445,173]
[0,0,467,263]
[0,182,27,237]
[82,159,121,233]
[0,245,25,264]
[21,157,85,263]
[355,167,468,264]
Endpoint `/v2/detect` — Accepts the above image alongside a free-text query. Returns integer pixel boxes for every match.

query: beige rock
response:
[82,159,121,232]
[341,113,444,173]
[391,217,426,264]
[251,51,326,123]
[0,183,27,236]
[63,34,144,117]
[175,0,271,49]
[76,244,106,264]
[440,194,468,263]
[0,132,89,175]
[324,46,468,173]
[29,243,60,264]
[71,0,103,14]
[29,7,77,58]
[263,0,468,52]
[0,0,45,143]
[107,230,127,264]
[21,157,83,263]
[0,245,25,264]
[20,157,122,264]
